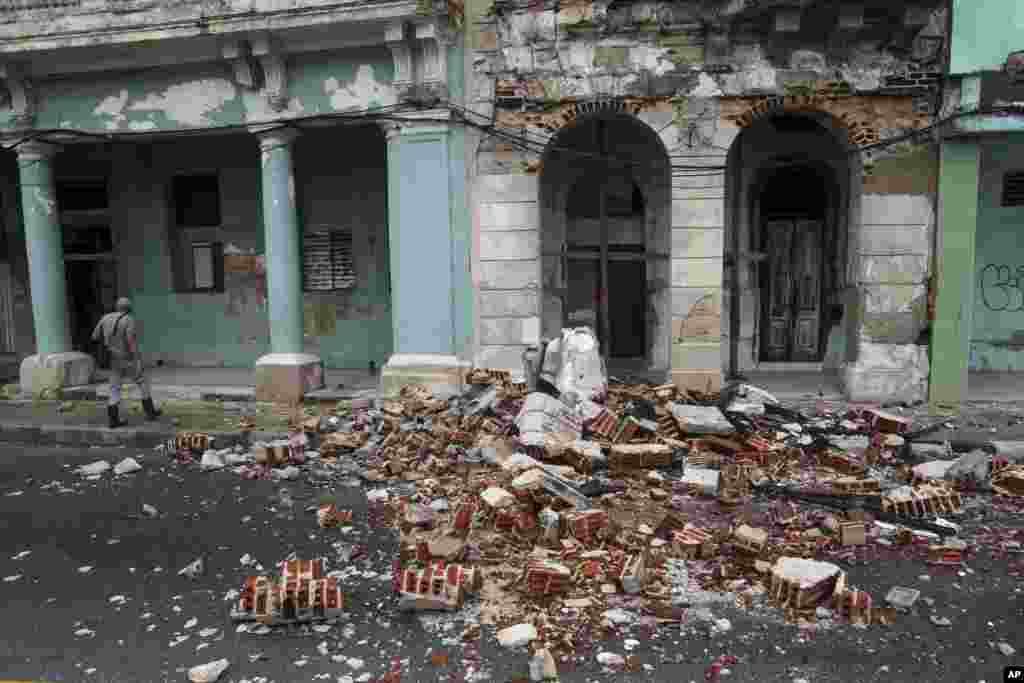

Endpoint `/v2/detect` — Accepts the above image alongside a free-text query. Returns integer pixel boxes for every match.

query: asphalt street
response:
[0,443,1021,683]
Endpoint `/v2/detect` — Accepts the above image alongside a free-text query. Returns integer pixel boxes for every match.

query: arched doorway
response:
[540,113,672,376]
[755,162,840,363]
[723,111,861,382]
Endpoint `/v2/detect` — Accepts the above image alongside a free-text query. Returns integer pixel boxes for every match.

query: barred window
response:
[303,229,355,291]
[1002,171,1024,207]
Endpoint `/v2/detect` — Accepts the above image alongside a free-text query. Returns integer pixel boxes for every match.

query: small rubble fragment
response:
[497,623,537,649]
[187,658,229,683]
[113,457,142,475]
[78,460,111,476]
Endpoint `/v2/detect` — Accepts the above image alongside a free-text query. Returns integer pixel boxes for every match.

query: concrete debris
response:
[497,623,537,649]
[113,457,142,475]
[200,450,226,470]
[78,460,111,476]
[178,557,204,580]
[187,658,229,683]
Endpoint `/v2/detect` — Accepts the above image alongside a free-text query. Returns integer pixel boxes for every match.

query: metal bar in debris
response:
[753,484,956,537]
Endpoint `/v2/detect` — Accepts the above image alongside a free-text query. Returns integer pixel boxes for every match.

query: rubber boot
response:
[142,397,162,421]
[107,404,125,429]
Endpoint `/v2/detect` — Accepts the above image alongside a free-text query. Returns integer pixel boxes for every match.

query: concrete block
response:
[479,290,539,317]
[481,317,541,345]
[842,343,928,403]
[475,345,528,374]
[860,194,933,226]
[478,259,540,290]
[672,227,725,258]
[672,198,725,228]
[379,353,470,398]
[472,173,537,202]
[862,284,927,314]
[859,224,930,255]
[254,353,324,403]
[479,230,540,260]
[860,254,929,284]
[670,368,723,394]
[672,341,722,369]
[478,202,539,230]
[671,258,723,288]
[20,352,96,396]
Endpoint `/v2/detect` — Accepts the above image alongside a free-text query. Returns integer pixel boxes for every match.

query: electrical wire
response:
[3,94,1023,182]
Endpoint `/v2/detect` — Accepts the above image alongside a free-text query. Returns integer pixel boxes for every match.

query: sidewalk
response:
[0,399,307,449]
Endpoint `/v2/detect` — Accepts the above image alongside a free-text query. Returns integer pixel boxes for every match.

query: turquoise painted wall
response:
[103,126,391,369]
[970,135,1024,371]
[950,0,1024,75]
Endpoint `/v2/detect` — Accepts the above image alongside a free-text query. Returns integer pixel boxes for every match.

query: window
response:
[170,174,225,293]
[1002,171,1024,207]
[190,242,224,292]
[303,229,355,291]
[173,174,221,227]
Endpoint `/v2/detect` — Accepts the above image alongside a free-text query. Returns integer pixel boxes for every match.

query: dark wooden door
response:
[607,259,646,358]
[760,219,824,362]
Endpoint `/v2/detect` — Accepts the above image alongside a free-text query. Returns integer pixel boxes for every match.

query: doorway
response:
[756,163,835,363]
[564,143,648,360]
[58,178,115,369]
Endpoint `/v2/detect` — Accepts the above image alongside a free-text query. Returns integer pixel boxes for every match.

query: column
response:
[252,126,324,403]
[16,141,95,394]
[379,119,470,397]
[929,140,981,404]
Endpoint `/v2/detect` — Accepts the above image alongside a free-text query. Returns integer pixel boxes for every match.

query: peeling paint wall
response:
[0,47,396,132]
[469,0,946,384]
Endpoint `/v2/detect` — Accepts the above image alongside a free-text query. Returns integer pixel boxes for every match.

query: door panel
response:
[761,220,795,362]
[791,220,823,361]
[607,259,645,358]
[759,219,825,363]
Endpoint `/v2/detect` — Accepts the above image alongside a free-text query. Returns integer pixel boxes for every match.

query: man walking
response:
[91,297,162,428]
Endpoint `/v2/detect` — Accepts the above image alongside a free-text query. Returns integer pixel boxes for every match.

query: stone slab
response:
[254,356,324,404]
[20,352,96,395]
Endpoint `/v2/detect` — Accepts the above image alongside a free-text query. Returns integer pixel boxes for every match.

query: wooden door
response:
[791,219,823,361]
[761,220,795,362]
[607,259,646,358]
[760,219,824,362]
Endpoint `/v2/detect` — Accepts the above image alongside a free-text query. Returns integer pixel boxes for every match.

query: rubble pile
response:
[156,328,1022,676]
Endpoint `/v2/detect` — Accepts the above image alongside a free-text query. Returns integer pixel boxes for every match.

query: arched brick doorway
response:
[540,112,672,377]
[723,110,863,381]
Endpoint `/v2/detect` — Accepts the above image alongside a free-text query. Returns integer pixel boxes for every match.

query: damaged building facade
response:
[466,0,948,402]
[0,0,472,401]
[930,0,1024,403]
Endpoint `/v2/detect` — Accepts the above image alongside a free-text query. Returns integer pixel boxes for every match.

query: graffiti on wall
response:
[979,264,1024,312]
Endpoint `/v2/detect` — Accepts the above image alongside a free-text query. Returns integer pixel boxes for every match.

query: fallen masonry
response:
[157,329,1023,670]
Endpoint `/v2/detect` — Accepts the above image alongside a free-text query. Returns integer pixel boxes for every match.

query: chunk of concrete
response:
[497,623,537,649]
[912,460,953,481]
[20,352,96,395]
[670,404,734,435]
[480,486,516,509]
[679,467,720,495]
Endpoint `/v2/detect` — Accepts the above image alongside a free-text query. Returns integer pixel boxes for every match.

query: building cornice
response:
[0,0,423,55]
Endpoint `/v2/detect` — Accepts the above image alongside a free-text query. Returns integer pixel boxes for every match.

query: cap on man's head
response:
[115,297,132,312]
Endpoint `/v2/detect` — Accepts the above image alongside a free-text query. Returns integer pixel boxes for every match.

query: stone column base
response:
[842,342,929,404]
[670,369,723,394]
[20,352,96,396]
[380,353,472,398]
[254,353,324,404]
